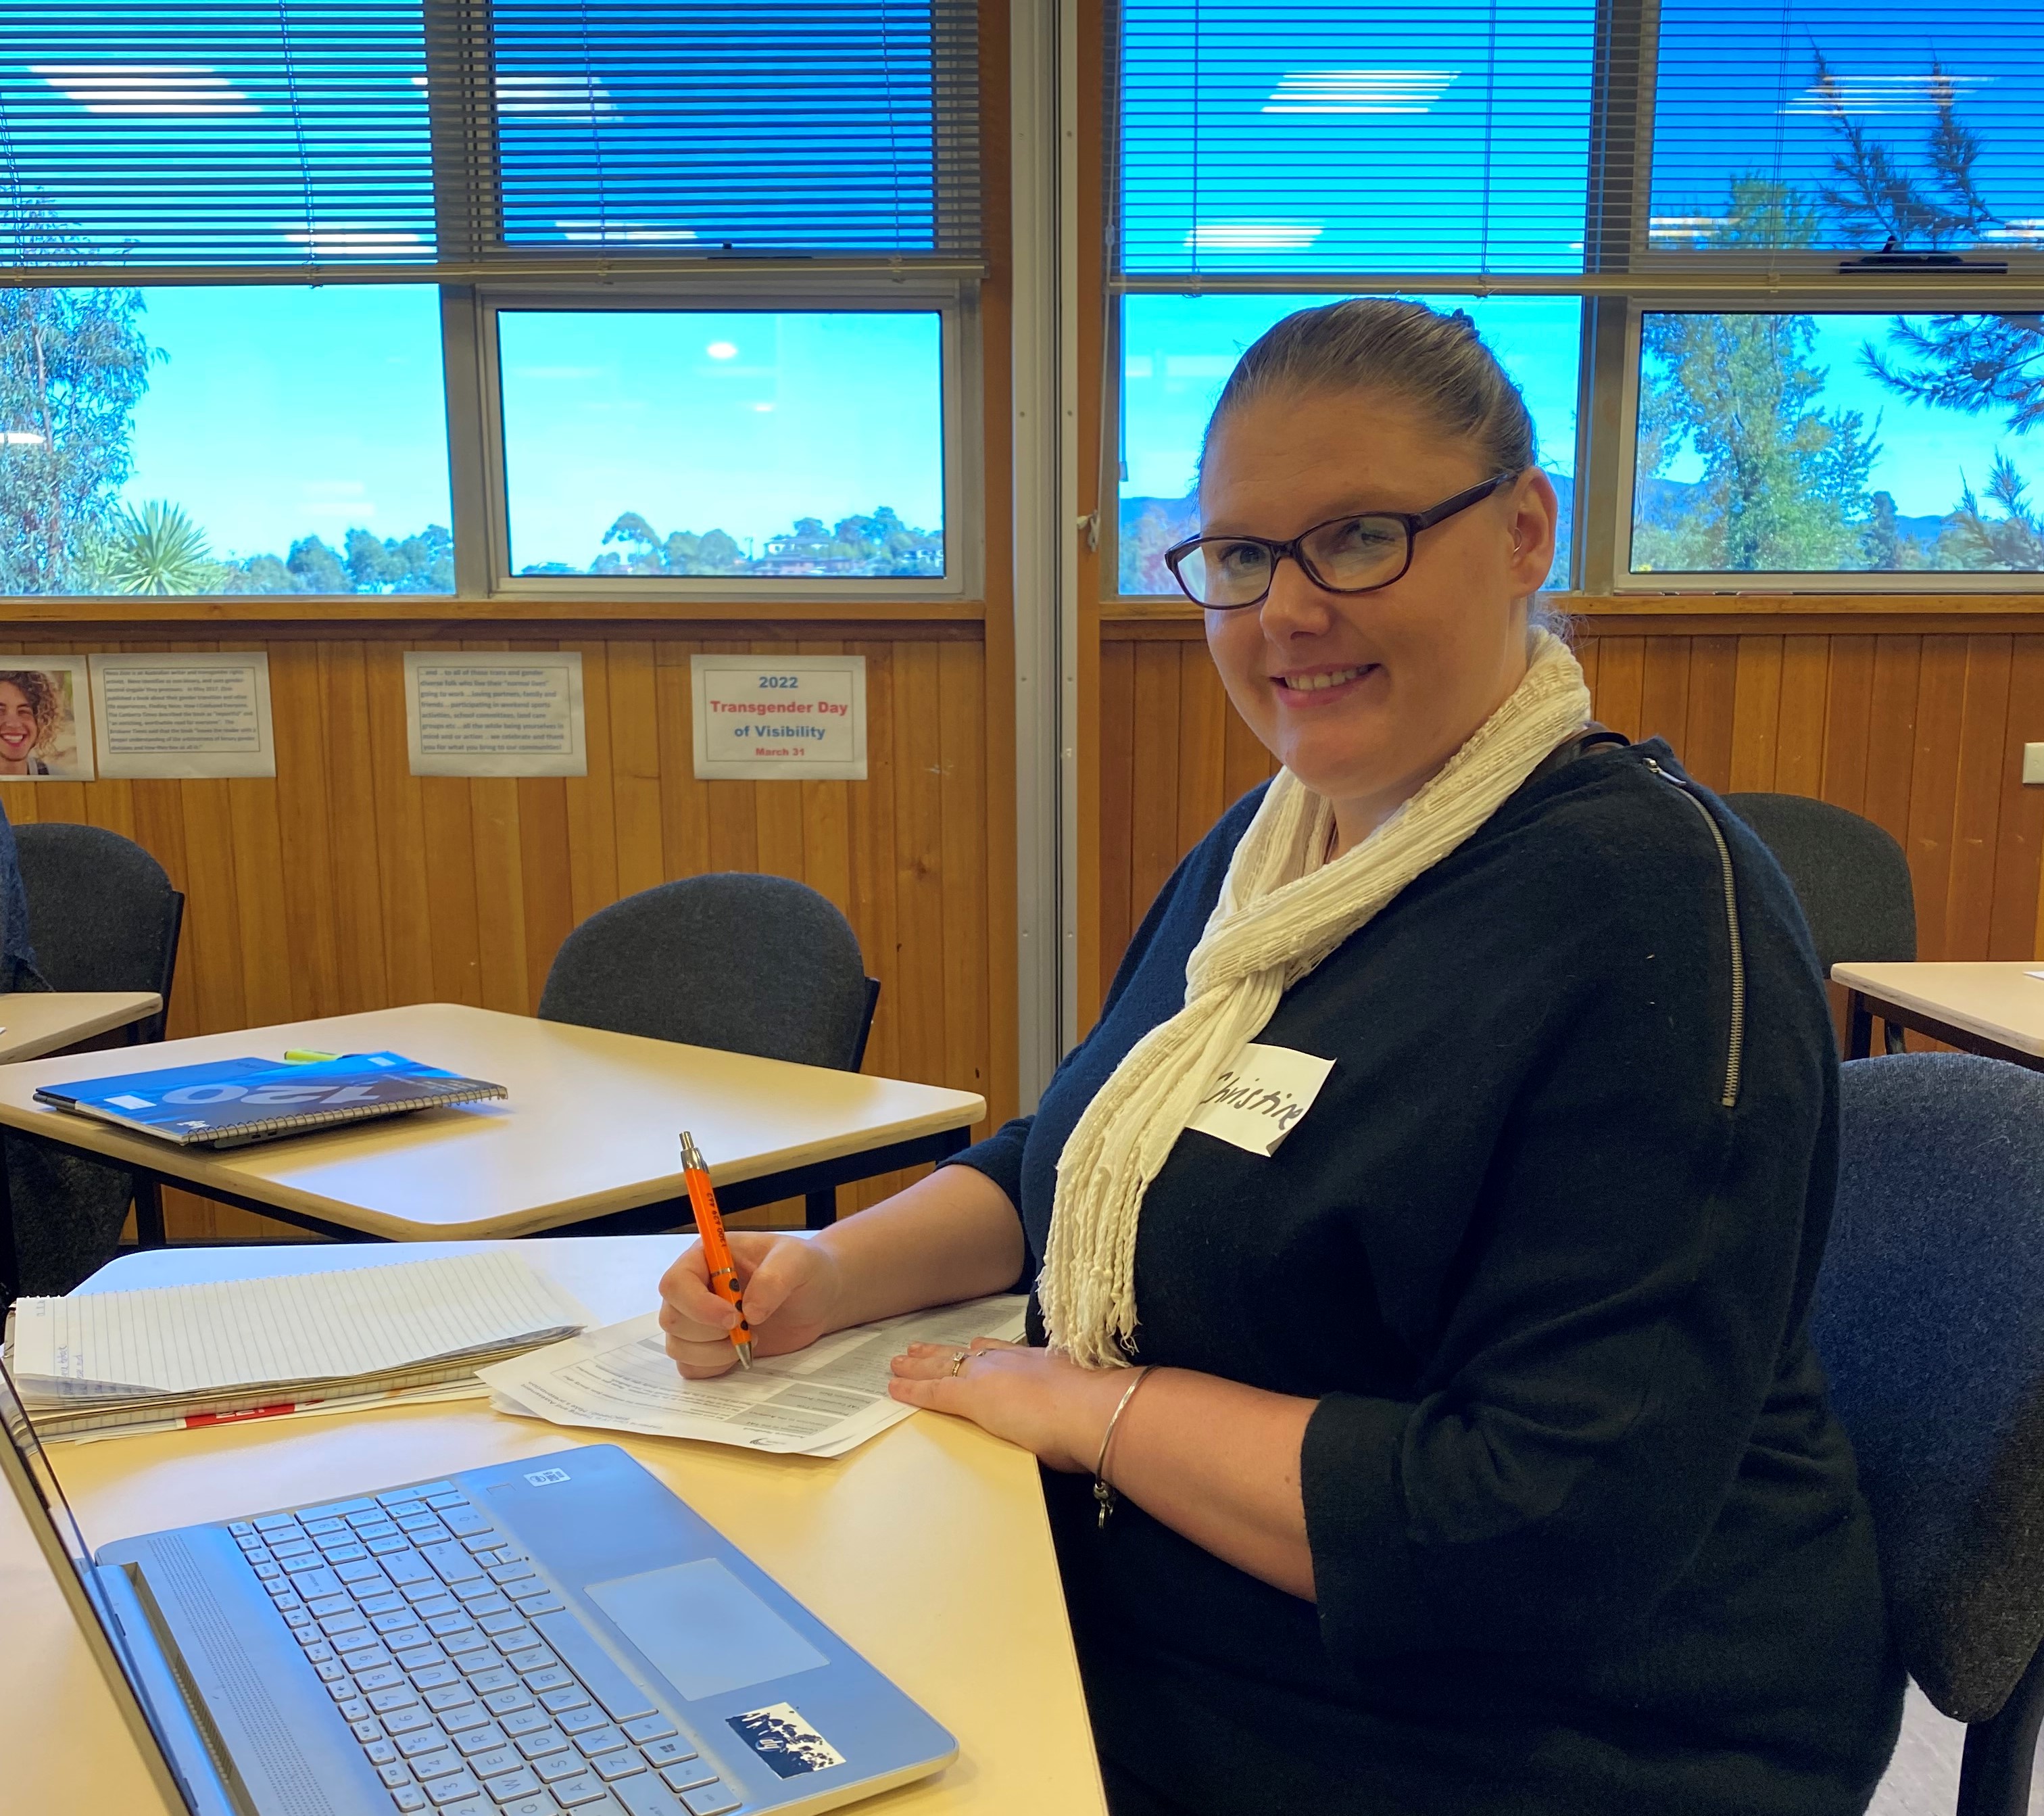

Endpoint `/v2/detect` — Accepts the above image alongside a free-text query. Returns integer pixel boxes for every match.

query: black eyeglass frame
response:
[1162,471,1521,611]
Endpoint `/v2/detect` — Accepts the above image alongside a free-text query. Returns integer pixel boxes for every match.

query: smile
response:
[1275,666,1371,693]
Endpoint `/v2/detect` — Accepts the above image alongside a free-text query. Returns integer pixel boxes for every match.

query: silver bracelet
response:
[1091,1365,1156,1529]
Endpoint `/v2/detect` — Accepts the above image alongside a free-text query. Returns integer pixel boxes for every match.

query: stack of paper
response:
[3,1252,590,1440]
[479,1294,1029,1458]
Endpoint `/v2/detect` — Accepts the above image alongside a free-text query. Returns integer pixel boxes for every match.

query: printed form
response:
[478,1293,1027,1458]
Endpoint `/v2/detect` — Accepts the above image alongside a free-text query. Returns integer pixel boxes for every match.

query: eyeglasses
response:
[1163,472,1519,611]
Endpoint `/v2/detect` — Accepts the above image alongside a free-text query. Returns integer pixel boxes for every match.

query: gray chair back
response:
[1722,793,1916,975]
[538,873,873,1071]
[13,823,182,1043]
[1815,1055,2044,1810]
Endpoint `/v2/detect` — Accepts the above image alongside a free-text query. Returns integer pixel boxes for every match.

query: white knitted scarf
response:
[1040,630,1593,1368]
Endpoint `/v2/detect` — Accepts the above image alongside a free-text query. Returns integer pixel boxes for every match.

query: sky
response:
[101,293,950,570]
[118,286,451,559]
[7,0,2039,579]
[496,310,946,569]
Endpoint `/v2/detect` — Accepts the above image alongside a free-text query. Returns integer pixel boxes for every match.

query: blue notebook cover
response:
[34,1051,508,1148]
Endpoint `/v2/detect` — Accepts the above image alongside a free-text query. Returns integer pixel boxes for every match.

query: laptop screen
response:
[0,1356,195,1811]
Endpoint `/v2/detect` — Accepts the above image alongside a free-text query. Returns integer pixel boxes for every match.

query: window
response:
[1108,0,2044,595]
[1120,294,1582,592]
[1111,0,1598,594]
[1647,0,2043,261]
[498,310,947,579]
[491,1,967,255]
[1611,0,2044,586]
[0,0,979,598]
[1629,310,2044,576]
[0,285,450,596]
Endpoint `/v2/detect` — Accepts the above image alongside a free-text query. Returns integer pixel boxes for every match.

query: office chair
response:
[1815,1054,2044,1816]
[1722,794,1916,1055]
[539,873,881,1229]
[7,823,187,1288]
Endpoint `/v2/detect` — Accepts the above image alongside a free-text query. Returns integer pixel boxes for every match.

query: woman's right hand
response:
[657,1233,844,1379]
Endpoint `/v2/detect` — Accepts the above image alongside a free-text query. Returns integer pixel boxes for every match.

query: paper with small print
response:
[1186,1041,1335,1157]
[477,1293,1027,1458]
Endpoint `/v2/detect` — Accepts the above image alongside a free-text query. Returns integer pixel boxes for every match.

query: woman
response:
[659,300,1901,1815]
[0,670,63,777]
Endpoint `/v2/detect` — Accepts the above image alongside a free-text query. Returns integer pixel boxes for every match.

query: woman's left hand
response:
[887,1337,1132,1475]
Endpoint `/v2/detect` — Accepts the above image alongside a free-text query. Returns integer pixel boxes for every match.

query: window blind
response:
[0,3,438,269]
[489,1,980,259]
[1115,0,1603,283]
[1647,0,2044,264]
[0,0,981,280]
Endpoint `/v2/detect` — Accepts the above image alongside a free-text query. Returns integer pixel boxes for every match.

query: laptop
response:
[1,1358,955,1816]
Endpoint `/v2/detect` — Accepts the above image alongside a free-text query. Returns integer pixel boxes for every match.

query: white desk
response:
[1833,962,2044,1071]
[3,1237,1105,1815]
[0,1003,986,1243]
[0,989,162,1064]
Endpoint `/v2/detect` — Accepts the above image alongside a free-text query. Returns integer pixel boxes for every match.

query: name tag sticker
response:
[1186,1042,1335,1157]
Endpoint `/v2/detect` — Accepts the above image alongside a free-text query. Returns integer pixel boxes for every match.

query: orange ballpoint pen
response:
[680,1130,754,1369]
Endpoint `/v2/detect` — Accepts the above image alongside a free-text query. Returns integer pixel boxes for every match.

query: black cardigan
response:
[948,739,1901,1816]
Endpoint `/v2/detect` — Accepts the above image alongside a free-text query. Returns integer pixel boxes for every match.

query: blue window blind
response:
[0,3,437,268]
[1117,0,1599,279]
[489,1,980,258]
[0,0,979,275]
[1649,0,2044,262]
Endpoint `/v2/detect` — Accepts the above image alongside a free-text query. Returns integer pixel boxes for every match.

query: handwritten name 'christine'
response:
[1200,1071,1309,1132]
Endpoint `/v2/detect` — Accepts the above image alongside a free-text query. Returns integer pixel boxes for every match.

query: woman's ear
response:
[1505,469,1561,595]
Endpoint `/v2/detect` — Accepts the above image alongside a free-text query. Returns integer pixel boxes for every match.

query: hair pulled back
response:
[1201,298,1538,482]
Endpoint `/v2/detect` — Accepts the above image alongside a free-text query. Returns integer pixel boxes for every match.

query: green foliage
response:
[1939,456,2044,570]
[1863,314,2044,435]
[1811,52,1995,251]
[93,500,218,595]
[1634,191,1879,573]
[0,208,155,592]
[551,508,940,579]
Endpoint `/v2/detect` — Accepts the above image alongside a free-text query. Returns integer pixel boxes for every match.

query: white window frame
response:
[1610,292,2044,594]
[466,277,980,604]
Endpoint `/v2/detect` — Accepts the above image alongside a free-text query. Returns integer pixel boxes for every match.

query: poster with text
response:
[89,652,276,779]
[404,650,587,777]
[0,656,95,781]
[691,655,867,782]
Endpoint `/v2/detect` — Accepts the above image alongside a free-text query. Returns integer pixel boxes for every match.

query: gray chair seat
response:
[1816,1053,2044,1815]
[5,823,185,1296]
[538,874,879,1228]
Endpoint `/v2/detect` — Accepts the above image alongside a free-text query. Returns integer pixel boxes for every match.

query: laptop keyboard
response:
[225,1480,744,1816]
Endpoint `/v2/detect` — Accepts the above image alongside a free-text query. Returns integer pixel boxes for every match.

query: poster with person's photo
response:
[0,656,95,781]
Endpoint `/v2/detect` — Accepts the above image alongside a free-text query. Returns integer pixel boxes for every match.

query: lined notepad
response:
[3,1252,590,1437]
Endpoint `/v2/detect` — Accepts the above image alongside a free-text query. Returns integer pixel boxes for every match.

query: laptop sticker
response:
[730,1703,848,1777]
[1186,1042,1335,1157]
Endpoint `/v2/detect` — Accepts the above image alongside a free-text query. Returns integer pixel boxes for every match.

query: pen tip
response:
[735,1344,754,1370]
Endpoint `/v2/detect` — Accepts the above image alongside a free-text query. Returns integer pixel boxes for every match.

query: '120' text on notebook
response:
[34,1051,507,1149]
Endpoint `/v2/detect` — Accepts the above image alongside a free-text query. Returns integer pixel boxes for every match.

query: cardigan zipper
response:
[1643,757,1746,1109]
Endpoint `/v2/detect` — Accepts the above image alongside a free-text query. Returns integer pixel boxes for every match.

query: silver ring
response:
[948,1349,972,1377]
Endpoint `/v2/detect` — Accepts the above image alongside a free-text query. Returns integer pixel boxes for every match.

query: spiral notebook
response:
[34,1050,507,1149]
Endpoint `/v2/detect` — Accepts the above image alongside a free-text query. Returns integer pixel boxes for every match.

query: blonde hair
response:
[1202,297,1538,479]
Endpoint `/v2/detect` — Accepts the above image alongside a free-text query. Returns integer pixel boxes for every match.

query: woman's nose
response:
[1256,554,1338,638]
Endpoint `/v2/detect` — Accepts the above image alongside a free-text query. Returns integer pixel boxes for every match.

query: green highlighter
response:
[281,1049,340,1063]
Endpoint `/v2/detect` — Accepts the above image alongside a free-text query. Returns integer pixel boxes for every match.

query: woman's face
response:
[0,682,38,773]
[1199,389,1560,847]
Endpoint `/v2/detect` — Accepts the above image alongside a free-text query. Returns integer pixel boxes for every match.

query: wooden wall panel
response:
[1,632,1004,1241]
[1088,625,2044,1003]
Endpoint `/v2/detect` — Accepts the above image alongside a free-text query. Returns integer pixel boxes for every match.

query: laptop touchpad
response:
[585,1559,829,1702]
